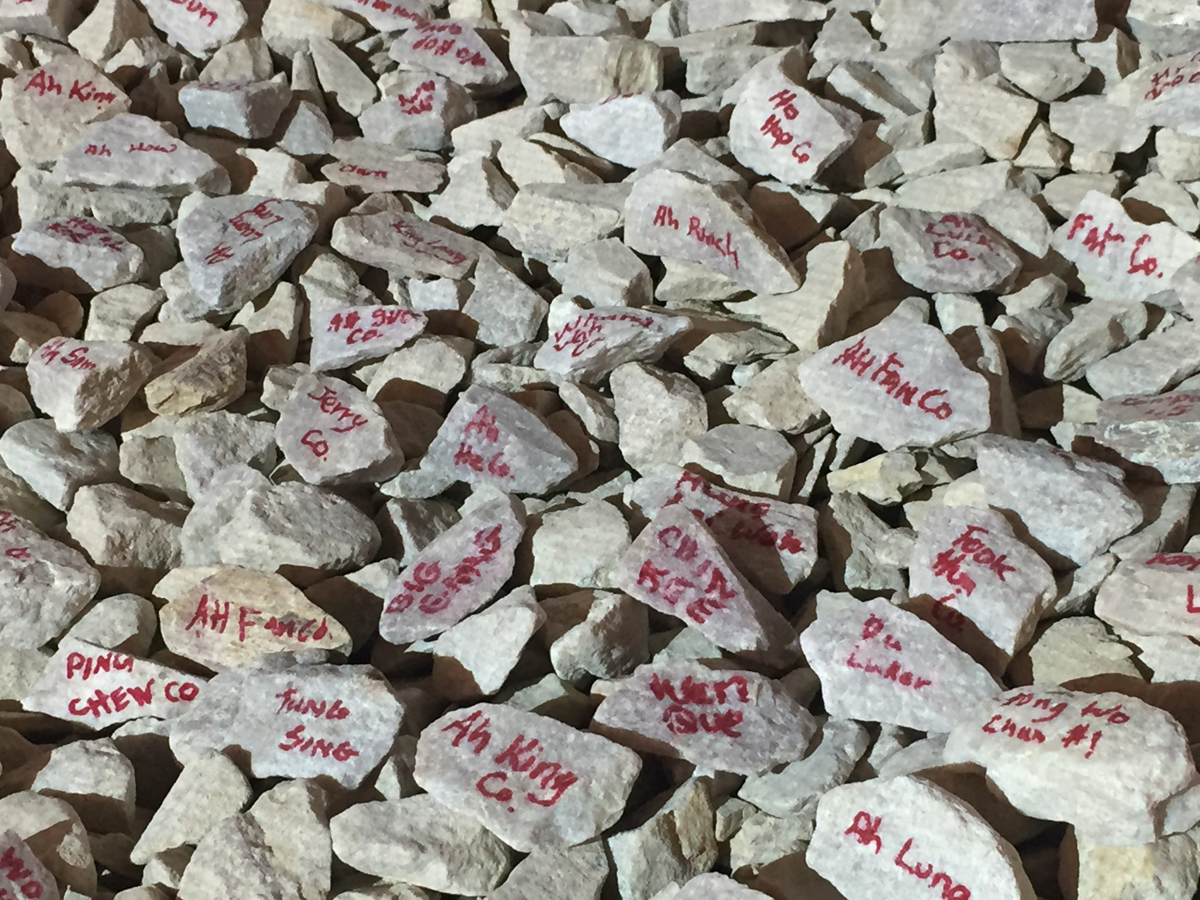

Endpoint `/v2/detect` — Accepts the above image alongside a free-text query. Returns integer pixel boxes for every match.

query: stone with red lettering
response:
[160,567,352,671]
[0,509,99,648]
[320,140,446,194]
[311,0,428,31]
[535,303,692,384]
[276,374,404,486]
[358,74,476,152]
[139,0,246,55]
[12,216,146,292]
[909,507,1056,660]
[624,170,801,296]
[130,751,251,865]
[309,305,427,372]
[331,211,484,281]
[627,465,818,596]
[27,337,154,432]
[0,56,130,168]
[800,598,1001,733]
[178,195,318,315]
[171,663,404,788]
[389,20,511,91]
[944,688,1195,845]
[379,495,525,644]
[1052,191,1200,302]
[880,208,1022,294]
[559,91,682,168]
[418,384,578,494]
[615,504,799,666]
[330,794,511,894]
[729,63,861,185]
[1095,391,1200,484]
[0,796,93,896]
[52,113,230,196]
[797,318,992,451]
[432,587,546,700]
[22,637,204,728]
[0,830,59,900]
[808,775,1036,900]
[1124,49,1200,137]
[413,702,641,851]
[592,659,818,775]
[178,77,291,139]
[975,436,1143,566]
[1095,552,1200,641]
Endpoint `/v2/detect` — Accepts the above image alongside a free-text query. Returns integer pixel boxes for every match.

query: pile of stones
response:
[5,0,1200,898]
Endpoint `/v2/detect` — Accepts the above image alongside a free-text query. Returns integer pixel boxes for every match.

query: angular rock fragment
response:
[908,506,1055,660]
[808,775,1036,900]
[560,91,682,168]
[625,170,800,295]
[23,637,204,728]
[27,337,153,431]
[535,304,691,384]
[139,0,247,55]
[945,687,1195,845]
[276,373,404,486]
[379,495,524,644]
[418,385,578,494]
[13,217,146,292]
[178,78,291,139]
[880,208,1022,294]
[593,659,818,775]
[797,318,992,451]
[1095,391,1200,484]
[177,195,318,315]
[0,830,59,900]
[160,567,352,670]
[1095,551,1200,641]
[171,663,403,787]
[413,702,641,851]
[309,305,426,372]
[332,211,484,280]
[389,20,511,91]
[359,74,476,151]
[800,598,1001,733]
[0,419,118,510]
[616,504,798,665]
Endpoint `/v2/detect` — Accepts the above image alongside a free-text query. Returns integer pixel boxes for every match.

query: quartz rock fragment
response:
[414,702,641,851]
[358,75,476,152]
[170,663,403,787]
[610,363,708,475]
[560,238,653,309]
[535,305,691,384]
[139,0,247,55]
[560,91,682,168]
[528,500,630,590]
[616,504,798,665]
[625,170,800,295]
[462,254,548,348]
[22,637,203,728]
[945,687,1195,845]
[389,20,510,91]
[0,509,98,648]
[1096,391,1200,484]
[1052,192,1200,302]
[419,385,578,494]
[629,465,817,595]
[64,593,155,656]
[310,306,426,372]
[513,34,662,105]
[908,506,1055,659]
[53,114,229,196]
[178,78,291,140]
[548,591,649,682]
[738,718,870,818]
[130,751,250,865]
[730,62,861,185]
[31,738,135,833]
[880,208,1021,294]
[67,483,186,569]
[172,411,277,499]
[808,775,1036,900]
[593,659,817,775]
[489,841,609,900]
[160,567,352,670]
[331,211,484,281]
[0,794,95,896]
[379,495,524,644]
[0,831,59,900]
[13,217,146,292]
[432,588,544,700]
[177,195,318,315]
[330,794,510,895]
[800,598,1001,733]
[679,424,796,500]
[0,419,118,510]
[1096,551,1200,641]
[321,141,445,195]
[276,374,404,486]
[501,182,629,264]
[797,318,992,451]
[976,437,1143,566]
[144,329,247,416]
[0,57,130,168]
[27,337,153,432]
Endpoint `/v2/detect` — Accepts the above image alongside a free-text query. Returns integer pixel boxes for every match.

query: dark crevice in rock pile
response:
[2,0,1200,899]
